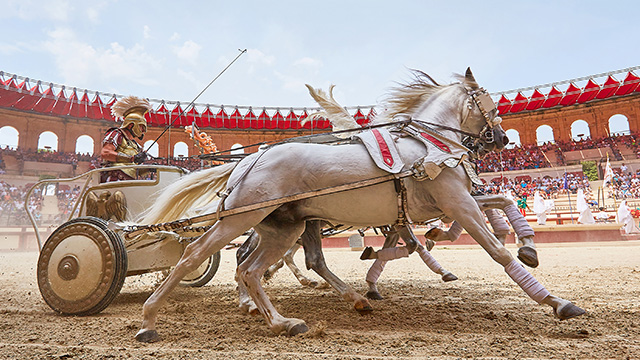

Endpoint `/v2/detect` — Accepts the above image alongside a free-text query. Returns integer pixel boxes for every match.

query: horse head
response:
[383,68,507,159]
[460,68,509,158]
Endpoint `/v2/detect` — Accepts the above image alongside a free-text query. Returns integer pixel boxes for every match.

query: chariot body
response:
[25,164,223,315]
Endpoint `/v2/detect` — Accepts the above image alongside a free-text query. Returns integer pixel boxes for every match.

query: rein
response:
[411,119,481,139]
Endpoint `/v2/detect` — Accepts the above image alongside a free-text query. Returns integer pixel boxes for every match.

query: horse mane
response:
[375,69,458,124]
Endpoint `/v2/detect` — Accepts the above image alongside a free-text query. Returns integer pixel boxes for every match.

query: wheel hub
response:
[57,255,79,281]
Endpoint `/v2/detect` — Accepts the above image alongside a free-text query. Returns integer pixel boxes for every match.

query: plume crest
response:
[111,96,152,119]
[304,84,359,138]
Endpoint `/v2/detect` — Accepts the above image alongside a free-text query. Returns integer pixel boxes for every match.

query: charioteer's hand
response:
[133,152,148,164]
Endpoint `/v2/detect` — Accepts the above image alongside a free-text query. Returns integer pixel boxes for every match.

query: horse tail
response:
[137,162,237,225]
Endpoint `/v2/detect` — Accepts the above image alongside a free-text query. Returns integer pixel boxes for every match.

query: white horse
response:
[134,69,584,342]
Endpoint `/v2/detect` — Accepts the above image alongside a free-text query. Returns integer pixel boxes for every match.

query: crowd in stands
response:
[554,136,624,162]
[0,147,206,173]
[0,147,96,168]
[612,133,640,159]
[0,180,31,225]
[607,165,640,200]
[479,173,592,199]
[0,179,85,226]
[476,133,640,173]
[476,143,552,172]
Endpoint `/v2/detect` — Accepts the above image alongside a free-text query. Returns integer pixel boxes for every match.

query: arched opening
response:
[609,114,630,136]
[505,129,521,149]
[536,125,555,145]
[0,126,19,149]
[75,135,94,155]
[38,131,58,152]
[173,141,189,158]
[570,120,591,141]
[230,143,244,155]
[143,140,159,158]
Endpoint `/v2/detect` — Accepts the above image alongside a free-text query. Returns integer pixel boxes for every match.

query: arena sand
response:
[0,241,638,359]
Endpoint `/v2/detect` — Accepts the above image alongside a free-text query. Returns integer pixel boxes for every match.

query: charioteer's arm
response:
[101,143,132,163]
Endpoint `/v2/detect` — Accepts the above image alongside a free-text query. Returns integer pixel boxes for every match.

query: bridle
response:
[462,87,503,155]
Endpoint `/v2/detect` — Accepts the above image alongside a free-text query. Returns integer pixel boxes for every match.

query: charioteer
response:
[100,96,152,182]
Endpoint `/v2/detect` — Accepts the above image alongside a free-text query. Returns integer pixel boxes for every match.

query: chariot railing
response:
[24,164,185,250]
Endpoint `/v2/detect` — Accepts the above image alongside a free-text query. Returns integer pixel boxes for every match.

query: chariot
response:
[25,164,223,316]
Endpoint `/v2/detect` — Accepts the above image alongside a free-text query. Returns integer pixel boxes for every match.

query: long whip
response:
[144,48,247,153]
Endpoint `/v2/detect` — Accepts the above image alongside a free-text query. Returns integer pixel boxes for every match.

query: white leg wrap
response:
[504,204,535,238]
[366,259,387,284]
[485,209,510,236]
[504,260,550,304]
[376,246,409,261]
[416,245,443,274]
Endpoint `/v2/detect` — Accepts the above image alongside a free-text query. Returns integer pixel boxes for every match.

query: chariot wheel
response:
[180,251,221,287]
[37,217,128,315]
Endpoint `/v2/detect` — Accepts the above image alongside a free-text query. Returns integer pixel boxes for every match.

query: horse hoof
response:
[360,246,374,260]
[555,302,586,320]
[425,228,442,240]
[354,300,374,313]
[135,329,160,343]
[425,238,435,251]
[287,322,309,336]
[366,290,384,300]
[517,246,539,268]
[441,272,458,282]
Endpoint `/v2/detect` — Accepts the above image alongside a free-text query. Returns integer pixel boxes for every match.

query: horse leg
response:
[238,220,309,336]
[484,209,510,245]
[364,229,399,300]
[300,220,372,311]
[503,203,538,268]
[237,272,259,315]
[384,225,458,283]
[425,220,463,242]
[360,226,411,261]
[283,242,320,288]
[441,194,584,320]
[136,212,266,343]
[475,195,539,268]
[236,231,260,315]
[263,258,286,282]
[415,243,458,282]
[397,224,419,254]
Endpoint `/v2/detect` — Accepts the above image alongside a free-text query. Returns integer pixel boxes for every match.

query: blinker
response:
[470,89,498,126]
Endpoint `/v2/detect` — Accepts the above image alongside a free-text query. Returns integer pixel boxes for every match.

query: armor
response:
[101,127,143,181]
